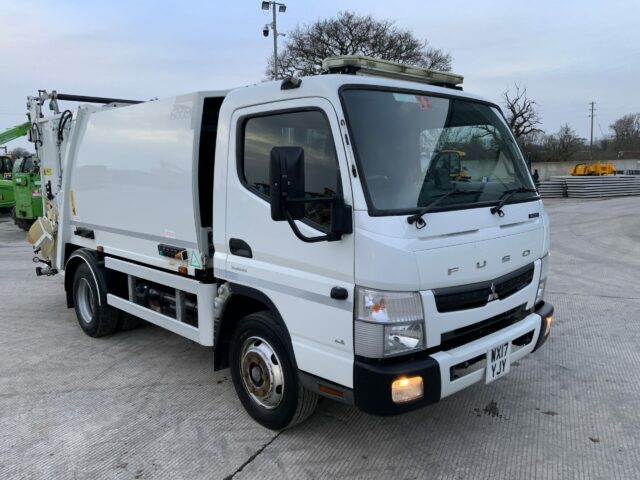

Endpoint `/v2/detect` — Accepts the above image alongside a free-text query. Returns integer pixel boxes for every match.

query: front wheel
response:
[229,311,318,430]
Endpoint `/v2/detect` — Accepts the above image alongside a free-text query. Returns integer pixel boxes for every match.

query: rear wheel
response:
[72,263,119,337]
[230,311,318,430]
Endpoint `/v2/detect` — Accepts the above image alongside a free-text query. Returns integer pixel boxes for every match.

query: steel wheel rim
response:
[77,278,95,324]
[240,336,284,409]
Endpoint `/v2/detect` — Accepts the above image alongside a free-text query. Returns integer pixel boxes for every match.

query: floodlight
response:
[278,5,286,12]
[261,1,270,10]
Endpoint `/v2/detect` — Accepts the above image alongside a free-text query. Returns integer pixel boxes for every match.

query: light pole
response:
[261,1,286,79]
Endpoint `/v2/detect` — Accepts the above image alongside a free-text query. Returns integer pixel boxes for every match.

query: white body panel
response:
[219,97,356,388]
[69,94,201,270]
[354,201,545,291]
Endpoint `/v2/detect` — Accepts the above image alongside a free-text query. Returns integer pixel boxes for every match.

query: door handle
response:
[330,287,348,300]
[229,238,253,258]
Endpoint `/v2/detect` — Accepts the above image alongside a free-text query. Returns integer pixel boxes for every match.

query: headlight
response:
[535,254,550,304]
[355,287,425,358]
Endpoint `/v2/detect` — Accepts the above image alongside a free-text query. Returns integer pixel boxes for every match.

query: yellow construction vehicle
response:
[438,149,471,181]
[570,161,616,176]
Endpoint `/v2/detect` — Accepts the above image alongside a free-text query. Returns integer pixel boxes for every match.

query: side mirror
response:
[269,145,353,243]
[269,146,305,221]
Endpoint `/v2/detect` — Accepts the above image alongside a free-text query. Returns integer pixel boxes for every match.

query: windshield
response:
[341,88,537,213]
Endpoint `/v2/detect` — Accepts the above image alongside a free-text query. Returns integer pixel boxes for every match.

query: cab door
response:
[224,98,355,388]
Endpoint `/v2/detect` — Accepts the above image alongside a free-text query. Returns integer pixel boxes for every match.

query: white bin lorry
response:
[26,56,553,429]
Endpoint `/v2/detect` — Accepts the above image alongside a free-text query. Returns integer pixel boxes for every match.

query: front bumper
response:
[354,301,554,416]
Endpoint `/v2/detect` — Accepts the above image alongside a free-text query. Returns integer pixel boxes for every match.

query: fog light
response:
[391,376,424,404]
[543,314,553,336]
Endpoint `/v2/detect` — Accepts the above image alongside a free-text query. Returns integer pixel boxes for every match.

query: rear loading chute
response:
[24,91,142,274]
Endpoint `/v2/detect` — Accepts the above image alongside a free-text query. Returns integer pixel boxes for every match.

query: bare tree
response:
[266,11,452,79]
[597,135,613,152]
[519,130,544,150]
[9,147,31,158]
[503,84,542,139]
[545,124,584,162]
[609,113,640,150]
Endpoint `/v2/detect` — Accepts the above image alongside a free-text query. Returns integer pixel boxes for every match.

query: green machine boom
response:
[0,121,30,145]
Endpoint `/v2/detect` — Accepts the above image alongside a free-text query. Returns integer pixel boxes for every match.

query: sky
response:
[1,0,639,150]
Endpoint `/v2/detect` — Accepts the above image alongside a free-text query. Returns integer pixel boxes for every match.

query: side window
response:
[242,110,341,231]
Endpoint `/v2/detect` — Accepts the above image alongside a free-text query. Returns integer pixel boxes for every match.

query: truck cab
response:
[27,56,553,429]
[216,65,552,416]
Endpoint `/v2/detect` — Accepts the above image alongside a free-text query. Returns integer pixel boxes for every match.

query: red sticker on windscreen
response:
[415,95,432,109]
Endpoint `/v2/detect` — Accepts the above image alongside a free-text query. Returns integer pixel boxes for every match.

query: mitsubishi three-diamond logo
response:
[487,283,499,302]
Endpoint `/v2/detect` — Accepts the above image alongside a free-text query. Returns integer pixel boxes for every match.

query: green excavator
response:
[0,151,16,213]
[0,122,38,227]
[12,154,43,230]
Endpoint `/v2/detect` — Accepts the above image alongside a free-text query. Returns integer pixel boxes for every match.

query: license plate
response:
[486,342,511,383]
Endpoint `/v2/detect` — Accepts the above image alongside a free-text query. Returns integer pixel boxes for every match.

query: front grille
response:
[434,263,535,313]
[440,304,529,351]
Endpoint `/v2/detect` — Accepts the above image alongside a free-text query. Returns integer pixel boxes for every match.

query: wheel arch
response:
[213,283,296,372]
[64,248,105,308]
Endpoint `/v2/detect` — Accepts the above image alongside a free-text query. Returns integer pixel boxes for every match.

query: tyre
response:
[11,207,17,224]
[72,263,119,337]
[118,313,145,332]
[230,311,318,430]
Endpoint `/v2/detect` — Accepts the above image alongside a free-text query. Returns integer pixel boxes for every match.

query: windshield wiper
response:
[407,188,481,227]
[490,187,538,217]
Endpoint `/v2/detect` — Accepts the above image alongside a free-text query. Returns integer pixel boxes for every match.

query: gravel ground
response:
[0,196,639,479]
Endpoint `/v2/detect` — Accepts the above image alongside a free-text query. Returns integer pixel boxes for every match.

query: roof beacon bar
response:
[322,55,464,88]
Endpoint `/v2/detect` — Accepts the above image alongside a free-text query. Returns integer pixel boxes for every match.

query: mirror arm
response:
[285,212,339,243]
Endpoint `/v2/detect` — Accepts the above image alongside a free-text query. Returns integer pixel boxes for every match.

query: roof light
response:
[322,55,463,87]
